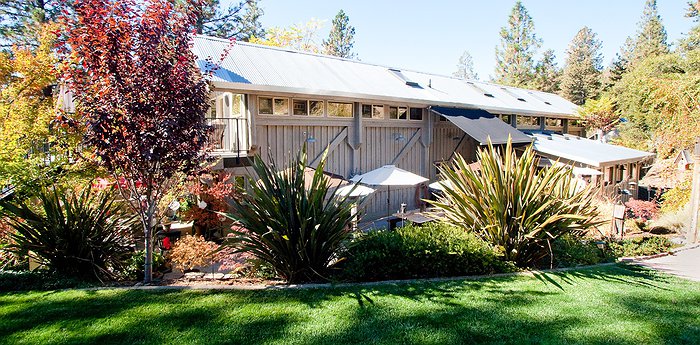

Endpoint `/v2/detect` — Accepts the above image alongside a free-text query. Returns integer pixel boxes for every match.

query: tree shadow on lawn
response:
[0,264,697,344]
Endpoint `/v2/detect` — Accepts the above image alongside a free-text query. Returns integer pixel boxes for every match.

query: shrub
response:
[661,178,691,214]
[551,234,611,268]
[225,146,355,283]
[340,222,513,282]
[183,172,238,233]
[609,236,673,257]
[624,199,659,220]
[430,138,601,268]
[0,185,135,281]
[170,235,218,271]
[0,270,95,292]
[125,250,166,281]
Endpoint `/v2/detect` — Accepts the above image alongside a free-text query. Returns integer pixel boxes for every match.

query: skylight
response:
[388,68,421,88]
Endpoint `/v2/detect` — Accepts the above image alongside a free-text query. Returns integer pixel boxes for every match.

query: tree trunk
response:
[143,200,157,283]
[143,223,153,283]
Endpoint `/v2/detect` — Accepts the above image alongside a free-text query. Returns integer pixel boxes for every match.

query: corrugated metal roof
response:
[192,35,580,117]
[532,133,654,167]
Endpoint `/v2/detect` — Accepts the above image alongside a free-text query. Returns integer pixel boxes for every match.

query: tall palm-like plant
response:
[226,146,355,283]
[430,138,601,267]
[0,185,135,281]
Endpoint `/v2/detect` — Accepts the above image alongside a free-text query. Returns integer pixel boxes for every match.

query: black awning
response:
[430,106,532,145]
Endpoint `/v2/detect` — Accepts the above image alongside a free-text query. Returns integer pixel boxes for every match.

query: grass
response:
[0,264,699,345]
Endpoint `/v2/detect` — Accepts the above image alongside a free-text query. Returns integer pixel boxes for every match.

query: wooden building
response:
[192,35,653,218]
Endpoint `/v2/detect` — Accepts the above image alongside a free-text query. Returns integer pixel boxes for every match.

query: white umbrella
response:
[428,180,453,192]
[335,184,376,197]
[350,165,428,216]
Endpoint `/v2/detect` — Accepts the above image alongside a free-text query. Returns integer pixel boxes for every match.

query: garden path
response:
[634,245,700,282]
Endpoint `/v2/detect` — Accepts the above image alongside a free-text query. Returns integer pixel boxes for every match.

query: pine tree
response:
[453,50,478,80]
[529,49,560,93]
[679,1,700,52]
[494,1,541,87]
[560,27,603,105]
[186,0,264,40]
[323,10,356,58]
[0,0,64,47]
[629,0,669,65]
[237,0,264,41]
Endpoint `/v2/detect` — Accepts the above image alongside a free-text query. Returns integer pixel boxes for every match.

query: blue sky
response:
[226,0,695,80]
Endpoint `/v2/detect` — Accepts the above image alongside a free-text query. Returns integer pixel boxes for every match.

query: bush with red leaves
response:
[624,199,659,221]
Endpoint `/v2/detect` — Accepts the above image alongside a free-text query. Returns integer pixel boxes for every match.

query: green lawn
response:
[1,264,699,345]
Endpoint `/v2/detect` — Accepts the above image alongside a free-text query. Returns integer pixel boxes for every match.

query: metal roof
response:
[532,133,654,167]
[192,35,580,117]
[430,107,532,145]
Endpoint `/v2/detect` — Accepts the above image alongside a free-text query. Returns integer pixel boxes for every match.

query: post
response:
[688,138,700,243]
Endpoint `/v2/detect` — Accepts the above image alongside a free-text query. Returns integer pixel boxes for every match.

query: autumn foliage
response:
[59,0,213,282]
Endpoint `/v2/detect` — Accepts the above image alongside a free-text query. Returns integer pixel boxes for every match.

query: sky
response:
[224,0,695,80]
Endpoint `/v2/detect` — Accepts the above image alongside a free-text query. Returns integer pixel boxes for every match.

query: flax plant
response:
[430,138,601,267]
[225,146,355,283]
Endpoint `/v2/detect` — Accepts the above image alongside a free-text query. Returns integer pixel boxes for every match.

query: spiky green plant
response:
[225,146,355,283]
[0,185,135,281]
[429,138,601,267]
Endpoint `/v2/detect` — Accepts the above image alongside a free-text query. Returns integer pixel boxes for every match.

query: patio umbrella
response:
[428,179,453,192]
[335,183,376,198]
[350,165,428,216]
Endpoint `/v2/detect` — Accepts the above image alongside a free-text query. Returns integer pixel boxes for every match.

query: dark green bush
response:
[340,222,514,282]
[551,234,612,268]
[609,236,673,257]
[0,270,95,292]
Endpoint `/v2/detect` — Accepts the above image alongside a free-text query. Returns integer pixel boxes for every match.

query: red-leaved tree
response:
[60,0,212,282]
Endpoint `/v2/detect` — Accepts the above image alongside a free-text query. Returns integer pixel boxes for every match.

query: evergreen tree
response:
[560,27,603,105]
[679,1,700,52]
[529,49,560,93]
[629,0,669,65]
[494,1,541,87]
[0,0,64,47]
[453,50,478,80]
[237,0,264,41]
[185,0,264,40]
[322,9,355,58]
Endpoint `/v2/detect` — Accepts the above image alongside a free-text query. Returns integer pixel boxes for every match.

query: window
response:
[259,97,289,115]
[362,104,384,119]
[570,119,585,127]
[259,97,273,115]
[500,114,511,124]
[409,108,423,121]
[545,118,563,127]
[309,101,324,116]
[516,115,541,127]
[211,92,243,118]
[292,99,323,116]
[293,100,308,115]
[388,106,408,120]
[273,98,288,115]
[327,102,353,117]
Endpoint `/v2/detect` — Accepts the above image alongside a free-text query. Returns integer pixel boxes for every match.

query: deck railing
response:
[207,117,249,157]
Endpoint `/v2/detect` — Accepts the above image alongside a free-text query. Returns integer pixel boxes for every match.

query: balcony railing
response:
[207,117,249,157]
